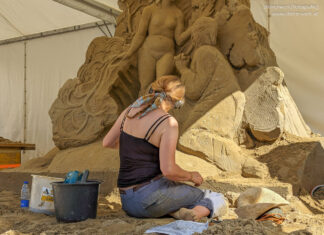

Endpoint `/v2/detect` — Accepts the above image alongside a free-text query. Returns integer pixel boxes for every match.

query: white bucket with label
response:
[29,174,64,215]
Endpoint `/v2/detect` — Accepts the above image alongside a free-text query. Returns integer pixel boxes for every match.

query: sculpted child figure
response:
[121,0,192,94]
[174,16,242,130]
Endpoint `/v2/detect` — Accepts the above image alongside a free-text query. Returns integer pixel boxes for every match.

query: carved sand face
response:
[191,17,218,48]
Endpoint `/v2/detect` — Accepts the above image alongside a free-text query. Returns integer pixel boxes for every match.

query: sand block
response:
[242,158,269,179]
[201,177,293,200]
[175,151,221,178]
[179,133,245,174]
[259,138,324,194]
[244,67,312,142]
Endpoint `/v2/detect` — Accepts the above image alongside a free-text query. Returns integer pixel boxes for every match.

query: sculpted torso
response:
[124,1,191,94]
[148,5,180,39]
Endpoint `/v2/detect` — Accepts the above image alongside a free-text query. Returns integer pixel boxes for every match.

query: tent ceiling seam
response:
[0,11,24,36]
[52,0,119,23]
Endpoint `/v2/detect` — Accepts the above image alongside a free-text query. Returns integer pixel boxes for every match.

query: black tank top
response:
[117,108,171,188]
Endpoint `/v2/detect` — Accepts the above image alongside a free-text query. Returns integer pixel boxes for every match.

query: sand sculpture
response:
[48,0,321,185]
[120,0,192,95]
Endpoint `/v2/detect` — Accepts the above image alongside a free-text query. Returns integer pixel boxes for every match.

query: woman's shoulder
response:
[146,109,178,129]
[164,114,178,129]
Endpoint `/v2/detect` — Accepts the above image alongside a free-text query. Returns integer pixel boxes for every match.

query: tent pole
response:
[96,23,108,37]
[267,0,271,34]
[104,22,113,37]
[23,41,27,151]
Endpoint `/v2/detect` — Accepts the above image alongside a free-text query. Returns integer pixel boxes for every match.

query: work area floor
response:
[1,190,323,235]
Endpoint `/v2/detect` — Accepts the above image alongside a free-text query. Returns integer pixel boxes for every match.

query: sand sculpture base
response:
[1,133,323,234]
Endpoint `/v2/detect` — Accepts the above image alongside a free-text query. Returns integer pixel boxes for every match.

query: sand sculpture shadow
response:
[258,141,324,196]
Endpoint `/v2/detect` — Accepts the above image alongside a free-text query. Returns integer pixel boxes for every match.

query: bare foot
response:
[169,208,199,221]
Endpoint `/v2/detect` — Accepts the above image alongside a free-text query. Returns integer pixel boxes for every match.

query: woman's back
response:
[117,108,171,188]
[122,107,170,147]
[103,75,185,188]
[102,76,224,222]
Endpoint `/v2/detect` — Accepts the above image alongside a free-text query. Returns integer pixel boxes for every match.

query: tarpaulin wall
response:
[0,28,107,161]
[251,0,324,135]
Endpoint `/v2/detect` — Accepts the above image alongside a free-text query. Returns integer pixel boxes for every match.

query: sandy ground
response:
[1,189,323,235]
[1,134,323,234]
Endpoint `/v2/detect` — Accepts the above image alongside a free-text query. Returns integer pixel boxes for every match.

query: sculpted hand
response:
[190,171,203,186]
[175,53,190,72]
[216,8,230,26]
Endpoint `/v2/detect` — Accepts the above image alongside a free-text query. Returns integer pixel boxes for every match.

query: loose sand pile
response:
[1,134,324,234]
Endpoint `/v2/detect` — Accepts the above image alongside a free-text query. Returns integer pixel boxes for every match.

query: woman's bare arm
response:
[102,109,127,149]
[159,117,194,182]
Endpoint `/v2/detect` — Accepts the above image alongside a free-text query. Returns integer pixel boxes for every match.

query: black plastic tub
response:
[51,181,101,223]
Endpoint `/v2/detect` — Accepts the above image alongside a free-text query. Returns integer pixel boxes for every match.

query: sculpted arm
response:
[179,68,202,100]
[125,6,152,57]
[174,11,191,46]
[175,51,215,100]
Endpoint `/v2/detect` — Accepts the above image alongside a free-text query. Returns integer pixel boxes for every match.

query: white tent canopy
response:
[0,0,323,162]
[0,0,120,43]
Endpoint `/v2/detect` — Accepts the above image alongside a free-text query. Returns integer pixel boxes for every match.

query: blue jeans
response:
[120,177,214,218]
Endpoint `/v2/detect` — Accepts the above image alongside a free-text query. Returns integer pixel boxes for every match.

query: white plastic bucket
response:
[29,174,64,215]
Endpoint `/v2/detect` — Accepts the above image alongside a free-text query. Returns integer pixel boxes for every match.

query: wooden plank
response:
[0,143,35,150]
[0,151,21,165]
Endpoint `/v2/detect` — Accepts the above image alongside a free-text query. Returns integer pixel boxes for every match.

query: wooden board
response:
[0,149,21,168]
[0,143,35,150]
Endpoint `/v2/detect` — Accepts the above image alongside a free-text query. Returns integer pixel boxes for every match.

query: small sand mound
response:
[0,137,21,144]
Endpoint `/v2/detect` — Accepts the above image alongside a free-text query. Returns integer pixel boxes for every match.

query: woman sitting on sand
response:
[103,75,227,221]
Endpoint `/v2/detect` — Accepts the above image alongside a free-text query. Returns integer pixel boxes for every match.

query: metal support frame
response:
[0,21,115,46]
[267,0,271,34]
[23,41,27,153]
[0,0,120,45]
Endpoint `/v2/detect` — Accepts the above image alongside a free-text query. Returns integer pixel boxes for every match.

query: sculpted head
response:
[191,0,217,21]
[191,17,218,48]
